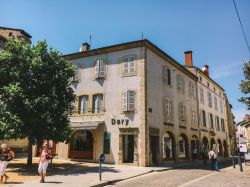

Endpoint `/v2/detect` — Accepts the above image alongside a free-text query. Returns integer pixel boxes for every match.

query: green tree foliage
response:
[0,39,75,166]
[239,61,250,109]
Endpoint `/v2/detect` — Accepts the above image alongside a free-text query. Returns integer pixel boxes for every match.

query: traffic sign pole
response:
[98,153,105,181]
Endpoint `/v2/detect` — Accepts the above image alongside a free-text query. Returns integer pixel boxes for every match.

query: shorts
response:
[0,161,8,176]
[38,161,49,174]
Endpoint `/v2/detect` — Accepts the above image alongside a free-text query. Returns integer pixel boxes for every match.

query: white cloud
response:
[233,108,250,123]
[210,61,244,79]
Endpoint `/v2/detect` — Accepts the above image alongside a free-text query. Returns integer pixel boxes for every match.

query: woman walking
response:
[0,144,14,183]
[208,148,219,171]
[38,144,52,183]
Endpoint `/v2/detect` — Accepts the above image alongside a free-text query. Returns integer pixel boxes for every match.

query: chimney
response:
[79,42,90,52]
[202,65,209,76]
[184,51,193,67]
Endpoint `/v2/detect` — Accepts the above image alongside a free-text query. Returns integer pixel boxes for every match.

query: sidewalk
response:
[5,159,201,187]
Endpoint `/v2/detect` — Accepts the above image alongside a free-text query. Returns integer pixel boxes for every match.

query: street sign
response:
[99,153,105,181]
[99,153,105,163]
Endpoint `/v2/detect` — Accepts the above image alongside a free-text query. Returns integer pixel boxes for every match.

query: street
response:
[106,163,250,187]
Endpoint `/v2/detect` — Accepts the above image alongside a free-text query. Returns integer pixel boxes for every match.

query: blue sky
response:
[0,0,249,122]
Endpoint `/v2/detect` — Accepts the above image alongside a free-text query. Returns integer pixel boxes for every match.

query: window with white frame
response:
[221,118,225,132]
[199,87,204,104]
[214,96,218,111]
[95,60,106,78]
[179,103,186,121]
[162,66,172,86]
[122,90,135,112]
[79,95,88,114]
[189,82,195,98]
[191,110,196,125]
[123,56,136,74]
[92,94,103,113]
[177,75,185,93]
[165,98,173,120]
[220,100,223,113]
[207,91,212,107]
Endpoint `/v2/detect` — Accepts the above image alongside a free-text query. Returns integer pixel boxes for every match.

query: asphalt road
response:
[106,159,250,187]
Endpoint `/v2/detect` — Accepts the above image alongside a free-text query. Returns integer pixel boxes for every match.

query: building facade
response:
[236,114,250,150]
[52,39,232,166]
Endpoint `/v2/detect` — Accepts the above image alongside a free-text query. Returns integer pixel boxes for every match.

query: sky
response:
[0,0,249,123]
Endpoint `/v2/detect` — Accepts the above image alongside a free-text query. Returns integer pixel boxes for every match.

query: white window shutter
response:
[95,61,100,78]
[99,60,105,78]
[122,91,128,111]
[129,57,135,73]
[128,91,135,111]
[123,57,129,74]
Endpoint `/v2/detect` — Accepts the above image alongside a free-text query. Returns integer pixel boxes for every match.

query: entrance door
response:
[150,135,159,164]
[122,135,134,163]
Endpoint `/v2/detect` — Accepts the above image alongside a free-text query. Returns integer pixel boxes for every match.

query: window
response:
[162,66,172,86]
[199,76,202,82]
[92,94,103,113]
[165,99,173,120]
[123,56,136,74]
[221,119,225,132]
[207,82,210,87]
[72,68,81,82]
[177,75,185,94]
[95,60,106,78]
[103,132,111,154]
[220,100,223,113]
[189,82,195,98]
[179,103,186,121]
[199,87,204,104]
[209,113,214,129]
[207,91,212,107]
[191,110,196,125]
[79,95,88,114]
[200,110,206,127]
[215,116,220,131]
[214,96,218,111]
[122,90,135,112]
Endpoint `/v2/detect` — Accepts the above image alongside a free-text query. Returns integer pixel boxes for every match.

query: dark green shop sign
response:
[111,118,129,126]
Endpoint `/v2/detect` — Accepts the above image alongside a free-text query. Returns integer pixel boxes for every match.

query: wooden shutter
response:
[129,57,135,73]
[122,91,128,111]
[99,60,105,78]
[128,91,135,111]
[123,58,129,74]
[95,61,100,78]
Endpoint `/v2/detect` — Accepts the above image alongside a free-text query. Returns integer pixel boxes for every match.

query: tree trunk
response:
[27,138,33,167]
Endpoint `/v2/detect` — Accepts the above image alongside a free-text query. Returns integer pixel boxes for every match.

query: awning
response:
[71,121,104,130]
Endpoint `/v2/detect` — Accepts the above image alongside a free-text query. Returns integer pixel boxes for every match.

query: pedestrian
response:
[201,148,208,168]
[38,144,52,183]
[0,144,14,183]
[208,148,219,171]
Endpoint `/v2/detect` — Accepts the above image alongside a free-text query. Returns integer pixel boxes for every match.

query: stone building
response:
[53,39,232,166]
[185,52,231,157]
[0,26,32,152]
[0,26,31,50]
[236,114,250,150]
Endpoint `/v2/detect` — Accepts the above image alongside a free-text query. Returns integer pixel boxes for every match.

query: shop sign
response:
[111,115,129,126]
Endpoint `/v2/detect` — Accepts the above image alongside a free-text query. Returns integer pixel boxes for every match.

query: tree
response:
[239,61,250,109]
[0,39,75,166]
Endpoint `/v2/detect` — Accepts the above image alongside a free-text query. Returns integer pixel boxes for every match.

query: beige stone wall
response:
[59,47,145,165]
[0,138,29,152]
[146,49,198,165]
[0,28,31,43]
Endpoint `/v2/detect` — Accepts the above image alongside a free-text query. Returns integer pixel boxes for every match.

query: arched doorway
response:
[201,137,209,151]
[210,138,216,150]
[163,131,175,161]
[217,139,223,157]
[191,135,199,160]
[223,140,228,158]
[178,134,189,159]
[69,130,94,159]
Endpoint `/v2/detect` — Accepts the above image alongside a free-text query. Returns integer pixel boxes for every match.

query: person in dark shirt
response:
[0,144,14,183]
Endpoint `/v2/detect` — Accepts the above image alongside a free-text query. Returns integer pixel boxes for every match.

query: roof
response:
[64,39,197,80]
[0,26,32,39]
[0,34,7,41]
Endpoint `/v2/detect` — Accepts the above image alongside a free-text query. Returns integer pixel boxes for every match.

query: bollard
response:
[99,162,102,181]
